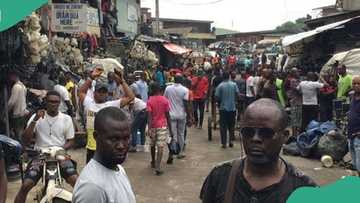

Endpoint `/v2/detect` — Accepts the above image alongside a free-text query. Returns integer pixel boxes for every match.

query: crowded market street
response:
[2,0,360,203]
[6,113,350,202]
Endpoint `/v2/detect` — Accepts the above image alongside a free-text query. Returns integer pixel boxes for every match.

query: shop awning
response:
[163,43,192,55]
[282,17,358,47]
[321,48,360,76]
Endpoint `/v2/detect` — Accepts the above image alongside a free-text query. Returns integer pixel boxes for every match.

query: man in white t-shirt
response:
[164,75,191,161]
[253,74,261,97]
[8,71,28,142]
[14,91,78,203]
[135,72,149,102]
[246,70,256,106]
[73,107,136,203]
[129,98,147,152]
[53,75,74,116]
[297,72,325,131]
[79,66,135,163]
[204,58,212,72]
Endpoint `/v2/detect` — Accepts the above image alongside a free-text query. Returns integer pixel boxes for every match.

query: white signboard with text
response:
[51,3,100,35]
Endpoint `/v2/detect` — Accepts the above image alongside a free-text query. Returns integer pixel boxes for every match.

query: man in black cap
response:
[79,66,135,163]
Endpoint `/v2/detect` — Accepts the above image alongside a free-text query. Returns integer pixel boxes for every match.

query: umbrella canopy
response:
[163,43,192,55]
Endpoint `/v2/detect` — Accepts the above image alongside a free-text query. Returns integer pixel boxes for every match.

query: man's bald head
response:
[244,99,289,131]
[94,107,129,134]
[353,75,360,81]
[353,75,360,94]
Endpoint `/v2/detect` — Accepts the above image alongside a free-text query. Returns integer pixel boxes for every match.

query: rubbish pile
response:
[283,120,348,166]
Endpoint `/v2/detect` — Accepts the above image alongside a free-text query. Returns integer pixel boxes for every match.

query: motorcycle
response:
[0,134,22,179]
[30,146,73,203]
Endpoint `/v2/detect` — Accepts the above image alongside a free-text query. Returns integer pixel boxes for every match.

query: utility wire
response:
[167,0,225,6]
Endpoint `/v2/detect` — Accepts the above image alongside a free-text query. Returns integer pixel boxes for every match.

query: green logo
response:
[288,176,360,203]
[0,0,47,31]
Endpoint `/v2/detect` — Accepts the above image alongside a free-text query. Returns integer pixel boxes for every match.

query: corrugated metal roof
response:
[283,16,360,47]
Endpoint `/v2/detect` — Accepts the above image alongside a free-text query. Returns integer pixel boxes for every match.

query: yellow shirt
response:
[65,81,75,99]
[84,96,122,150]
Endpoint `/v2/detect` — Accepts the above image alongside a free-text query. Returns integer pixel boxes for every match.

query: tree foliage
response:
[275,17,309,34]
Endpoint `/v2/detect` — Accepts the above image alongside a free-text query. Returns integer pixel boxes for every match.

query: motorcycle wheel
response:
[208,116,212,141]
[53,198,71,203]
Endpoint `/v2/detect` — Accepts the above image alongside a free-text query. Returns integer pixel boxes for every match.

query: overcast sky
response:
[141,0,336,32]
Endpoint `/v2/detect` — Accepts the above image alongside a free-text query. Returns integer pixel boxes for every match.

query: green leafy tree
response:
[275,17,309,34]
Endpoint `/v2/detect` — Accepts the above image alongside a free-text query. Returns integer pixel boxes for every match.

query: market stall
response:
[282,16,360,72]
[321,48,360,75]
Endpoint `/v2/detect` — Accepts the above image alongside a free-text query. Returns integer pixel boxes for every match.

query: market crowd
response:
[1,51,360,203]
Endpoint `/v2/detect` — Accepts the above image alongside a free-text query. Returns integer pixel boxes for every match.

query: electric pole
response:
[155,0,160,35]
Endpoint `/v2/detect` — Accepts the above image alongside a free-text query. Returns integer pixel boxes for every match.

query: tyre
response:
[208,116,212,141]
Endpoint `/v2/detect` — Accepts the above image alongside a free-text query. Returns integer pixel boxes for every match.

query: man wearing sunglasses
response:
[200,99,317,203]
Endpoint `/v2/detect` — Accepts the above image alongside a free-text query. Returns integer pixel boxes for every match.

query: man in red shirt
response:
[147,82,173,175]
[191,70,209,129]
[227,53,237,70]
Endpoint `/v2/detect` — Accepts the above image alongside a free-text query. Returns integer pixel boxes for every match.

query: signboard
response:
[51,3,86,33]
[86,6,100,36]
[128,4,138,22]
[51,3,100,35]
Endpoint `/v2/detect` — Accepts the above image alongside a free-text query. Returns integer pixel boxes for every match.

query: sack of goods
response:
[317,129,348,162]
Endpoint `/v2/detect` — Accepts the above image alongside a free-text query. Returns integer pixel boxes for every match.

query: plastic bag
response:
[283,142,301,156]
[296,132,320,157]
[319,121,337,135]
[306,120,320,131]
[317,129,348,161]
[168,138,180,155]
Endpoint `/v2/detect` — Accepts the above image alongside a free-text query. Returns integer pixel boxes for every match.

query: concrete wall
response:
[116,0,140,36]
[162,21,211,33]
[342,0,360,11]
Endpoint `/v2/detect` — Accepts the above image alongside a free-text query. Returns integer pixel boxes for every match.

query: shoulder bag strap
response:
[224,159,241,203]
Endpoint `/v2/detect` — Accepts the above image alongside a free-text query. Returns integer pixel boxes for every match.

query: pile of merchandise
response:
[130,40,158,65]
[51,35,84,72]
[21,12,49,64]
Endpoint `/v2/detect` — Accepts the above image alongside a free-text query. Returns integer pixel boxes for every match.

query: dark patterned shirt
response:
[200,158,317,203]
